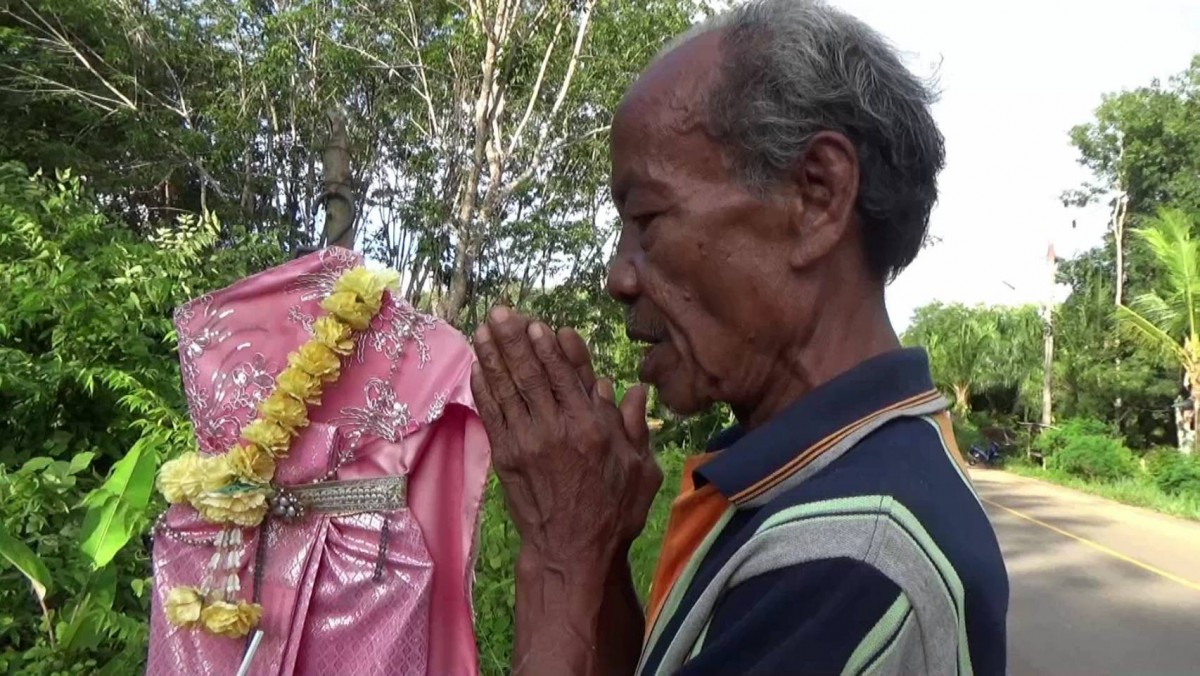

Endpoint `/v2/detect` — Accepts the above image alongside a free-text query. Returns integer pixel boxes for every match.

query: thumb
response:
[618,384,650,448]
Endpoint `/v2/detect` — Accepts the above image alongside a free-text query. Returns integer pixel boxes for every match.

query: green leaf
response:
[69,451,96,475]
[56,593,95,651]
[79,440,158,568]
[20,457,53,473]
[0,521,52,603]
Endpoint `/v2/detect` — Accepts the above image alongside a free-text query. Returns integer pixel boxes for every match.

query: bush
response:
[1145,449,1200,497]
[1033,418,1115,459]
[1047,434,1138,482]
[0,162,282,672]
[953,416,985,452]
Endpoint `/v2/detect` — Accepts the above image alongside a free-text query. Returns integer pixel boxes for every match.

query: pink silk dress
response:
[146,248,490,675]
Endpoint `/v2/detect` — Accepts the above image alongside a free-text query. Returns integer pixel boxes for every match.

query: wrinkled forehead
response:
[610,30,727,202]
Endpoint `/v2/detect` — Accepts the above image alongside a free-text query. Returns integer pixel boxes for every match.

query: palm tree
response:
[906,304,997,415]
[1115,208,1200,453]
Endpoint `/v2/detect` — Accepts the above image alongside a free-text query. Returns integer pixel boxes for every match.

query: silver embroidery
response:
[356,301,437,368]
[190,350,279,454]
[425,390,449,424]
[176,291,282,453]
[286,247,359,302]
[227,353,276,398]
[336,378,412,443]
[288,305,316,334]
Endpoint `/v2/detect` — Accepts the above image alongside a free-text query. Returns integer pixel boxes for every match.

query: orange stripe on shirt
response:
[644,453,728,638]
[732,390,942,504]
[931,410,973,478]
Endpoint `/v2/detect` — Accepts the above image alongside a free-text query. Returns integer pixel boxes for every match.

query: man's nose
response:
[606,239,639,305]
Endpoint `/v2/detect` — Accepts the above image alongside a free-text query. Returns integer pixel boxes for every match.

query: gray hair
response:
[665,0,945,280]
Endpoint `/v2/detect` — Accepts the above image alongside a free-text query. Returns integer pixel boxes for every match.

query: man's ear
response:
[787,131,860,270]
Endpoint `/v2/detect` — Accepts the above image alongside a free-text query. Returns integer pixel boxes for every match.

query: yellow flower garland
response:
[155,265,397,638]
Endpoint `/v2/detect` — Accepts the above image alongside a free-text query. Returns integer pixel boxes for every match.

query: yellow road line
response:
[981,496,1200,593]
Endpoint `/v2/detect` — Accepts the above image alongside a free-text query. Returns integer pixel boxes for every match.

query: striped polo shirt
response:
[638,348,1008,676]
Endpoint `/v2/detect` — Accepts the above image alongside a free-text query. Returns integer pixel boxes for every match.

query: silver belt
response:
[269,475,407,521]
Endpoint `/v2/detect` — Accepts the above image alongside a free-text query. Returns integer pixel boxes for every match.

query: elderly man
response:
[470,0,1008,674]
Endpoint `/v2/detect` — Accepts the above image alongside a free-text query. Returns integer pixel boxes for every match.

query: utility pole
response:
[1041,242,1057,428]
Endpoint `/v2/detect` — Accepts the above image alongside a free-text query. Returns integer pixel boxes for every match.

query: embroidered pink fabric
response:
[146,248,490,675]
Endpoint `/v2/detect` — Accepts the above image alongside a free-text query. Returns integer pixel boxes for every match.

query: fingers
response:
[618,384,651,450]
[528,321,589,409]
[470,361,509,445]
[473,324,531,426]
[557,328,597,392]
[484,308,557,420]
[595,378,617,404]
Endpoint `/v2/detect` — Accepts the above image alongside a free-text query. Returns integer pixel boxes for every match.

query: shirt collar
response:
[694,348,939,504]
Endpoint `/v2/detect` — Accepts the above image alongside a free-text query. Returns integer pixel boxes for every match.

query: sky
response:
[823,0,1200,330]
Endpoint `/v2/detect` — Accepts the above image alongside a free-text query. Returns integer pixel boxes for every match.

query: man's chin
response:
[649,378,710,418]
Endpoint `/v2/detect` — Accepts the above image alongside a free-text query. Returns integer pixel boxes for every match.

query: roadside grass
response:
[1004,462,1200,522]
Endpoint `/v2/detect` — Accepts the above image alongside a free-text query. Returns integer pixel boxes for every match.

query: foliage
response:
[908,58,1200,453]
[1045,433,1138,482]
[1066,56,1200,231]
[1052,252,1177,448]
[1006,463,1200,522]
[0,0,705,325]
[1,0,704,664]
[1114,209,1200,452]
[903,303,1043,416]
[1145,449,1200,497]
[1116,210,1200,365]
[0,453,150,675]
[0,1,1194,671]
[952,415,985,453]
[1032,418,1116,459]
[0,162,281,670]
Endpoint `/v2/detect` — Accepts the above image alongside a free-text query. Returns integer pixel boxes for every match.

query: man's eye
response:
[635,213,660,230]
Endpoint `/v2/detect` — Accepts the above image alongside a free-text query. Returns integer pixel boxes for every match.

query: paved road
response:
[974,470,1200,676]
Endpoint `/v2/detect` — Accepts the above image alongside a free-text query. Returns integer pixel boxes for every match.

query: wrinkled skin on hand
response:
[471,308,662,572]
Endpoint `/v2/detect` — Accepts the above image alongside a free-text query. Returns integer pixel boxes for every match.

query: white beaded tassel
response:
[220,528,245,603]
[199,529,231,598]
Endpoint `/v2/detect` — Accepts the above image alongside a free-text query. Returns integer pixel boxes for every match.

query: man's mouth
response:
[626,328,663,345]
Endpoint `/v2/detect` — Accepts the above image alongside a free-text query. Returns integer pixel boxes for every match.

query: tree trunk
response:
[952,383,970,415]
[1042,314,1054,427]
[321,109,356,249]
[1190,373,1199,455]
[1113,193,1128,306]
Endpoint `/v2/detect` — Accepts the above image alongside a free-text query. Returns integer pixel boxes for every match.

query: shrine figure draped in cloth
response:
[146,248,490,675]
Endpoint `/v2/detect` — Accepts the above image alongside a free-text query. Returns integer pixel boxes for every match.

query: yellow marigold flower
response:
[226,443,275,485]
[157,453,208,504]
[200,454,236,493]
[312,316,355,356]
[275,364,325,404]
[321,291,375,330]
[199,600,262,639]
[333,267,397,313]
[193,489,268,527]
[289,341,341,382]
[164,586,205,628]
[242,419,293,457]
[258,390,310,431]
